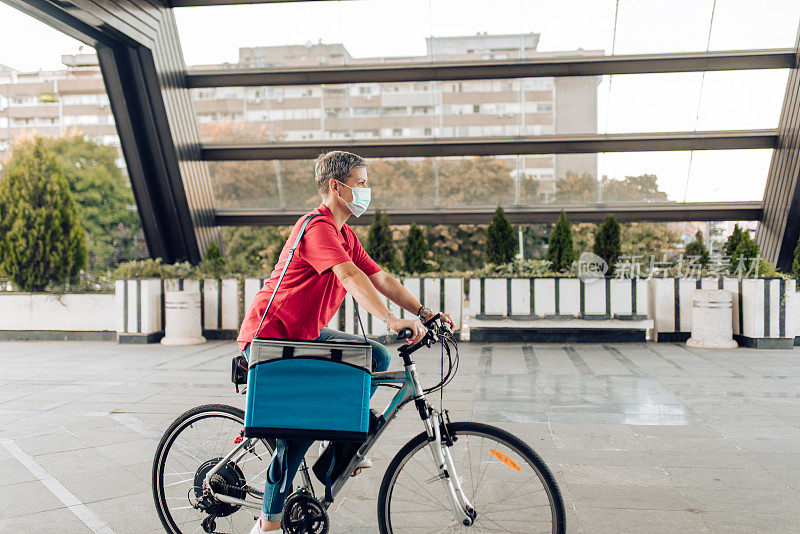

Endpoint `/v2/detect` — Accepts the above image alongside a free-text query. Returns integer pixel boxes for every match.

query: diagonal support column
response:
[756,21,800,271]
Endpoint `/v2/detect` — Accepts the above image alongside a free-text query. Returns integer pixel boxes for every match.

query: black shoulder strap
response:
[253,214,319,337]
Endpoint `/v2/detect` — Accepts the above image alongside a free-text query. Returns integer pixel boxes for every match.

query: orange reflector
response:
[489,449,521,471]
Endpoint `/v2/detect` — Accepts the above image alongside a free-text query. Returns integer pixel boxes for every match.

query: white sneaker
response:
[249,518,283,534]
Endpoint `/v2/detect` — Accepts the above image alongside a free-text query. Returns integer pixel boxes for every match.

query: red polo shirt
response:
[237,203,381,350]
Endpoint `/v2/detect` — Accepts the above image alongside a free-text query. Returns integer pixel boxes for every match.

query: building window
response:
[392,128,403,136]
[326,107,347,118]
[473,105,480,114]
[383,106,406,116]
[411,106,432,115]
[353,106,379,116]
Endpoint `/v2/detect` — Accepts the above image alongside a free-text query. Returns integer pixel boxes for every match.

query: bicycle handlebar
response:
[396,313,446,355]
[397,328,413,340]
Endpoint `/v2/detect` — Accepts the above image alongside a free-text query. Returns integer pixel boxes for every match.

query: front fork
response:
[424,408,476,526]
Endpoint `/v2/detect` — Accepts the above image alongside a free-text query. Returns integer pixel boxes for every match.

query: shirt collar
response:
[318,203,348,246]
[318,202,334,220]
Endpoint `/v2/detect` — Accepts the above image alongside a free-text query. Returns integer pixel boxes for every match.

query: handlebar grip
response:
[397,328,413,340]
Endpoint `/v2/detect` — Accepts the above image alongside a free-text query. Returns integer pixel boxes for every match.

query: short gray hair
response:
[314,151,368,196]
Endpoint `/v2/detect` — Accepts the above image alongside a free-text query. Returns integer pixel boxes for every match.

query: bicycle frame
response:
[203,343,475,525]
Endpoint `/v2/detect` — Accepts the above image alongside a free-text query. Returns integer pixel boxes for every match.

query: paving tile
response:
[701,512,800,534]
[0,458,38,487]
[680,487,800,515]
[0,506,92,533]
[81,491,163,534]
[664,466,780,489]
[0,480,65,519]
[32,446,120,478]
[576,507,710,534]
[91,438,158,467]
[569,484,692,511]
[561,464,673,487]
[58,464,144,503]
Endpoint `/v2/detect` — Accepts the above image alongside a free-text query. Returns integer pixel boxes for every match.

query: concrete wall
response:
[0,293,116,332]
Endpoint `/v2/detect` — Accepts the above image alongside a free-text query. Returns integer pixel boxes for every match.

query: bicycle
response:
[152,314,566,533]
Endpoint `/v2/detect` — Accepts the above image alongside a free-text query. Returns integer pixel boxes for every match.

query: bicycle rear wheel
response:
[377,421,565,534]
[152,404,274,534]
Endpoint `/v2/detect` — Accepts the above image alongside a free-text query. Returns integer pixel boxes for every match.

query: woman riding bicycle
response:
[235,150,454,534]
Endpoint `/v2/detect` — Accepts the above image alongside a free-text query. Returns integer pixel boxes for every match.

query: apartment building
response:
[0,53,123,168]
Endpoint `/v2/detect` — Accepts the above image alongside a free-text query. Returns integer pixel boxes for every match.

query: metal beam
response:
[215,202,763,226]
[171,0,329,6]
[185,50,795,88]
[201,130,776,160]
[756,21,800,271]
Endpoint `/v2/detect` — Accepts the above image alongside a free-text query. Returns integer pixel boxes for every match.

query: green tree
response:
[793,235,800,281]
[4,130,141,269]
[403,223,429,273]
[600,174,668,203]
[620,223,680,257]
[438,157,516,207]
[546,211,576,272]
[25,130,140,269]
[425,224,488,271]
[555,172,598,204]
[730,231,760,274]
[684,230,710,266]
[367,209,399,271]
[219,226,290,276]
[198,242,226,278]
[0,137,87,291]
[723,224,745,257]
[593,215,622,275]
[486,205,516,264]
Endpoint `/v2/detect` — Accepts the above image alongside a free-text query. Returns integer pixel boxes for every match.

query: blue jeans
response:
[243,327,391,521]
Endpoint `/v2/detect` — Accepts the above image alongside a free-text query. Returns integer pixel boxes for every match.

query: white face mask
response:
[336,180,371,217]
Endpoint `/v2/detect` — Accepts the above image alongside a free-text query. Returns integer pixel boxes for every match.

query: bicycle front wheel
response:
[377,421,565,534]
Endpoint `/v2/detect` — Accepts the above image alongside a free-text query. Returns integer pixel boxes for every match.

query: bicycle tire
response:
[377,421,565,534]
[152,403,272,534]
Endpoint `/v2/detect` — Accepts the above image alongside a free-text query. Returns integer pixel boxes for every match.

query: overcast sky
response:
[1,0,799,204]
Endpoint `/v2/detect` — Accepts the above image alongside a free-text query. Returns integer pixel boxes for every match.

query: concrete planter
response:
[649,277,797,349]
[116,278,164,343]
[0,292,116,340]
[789,287,800,346]
[465,277,651,342]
